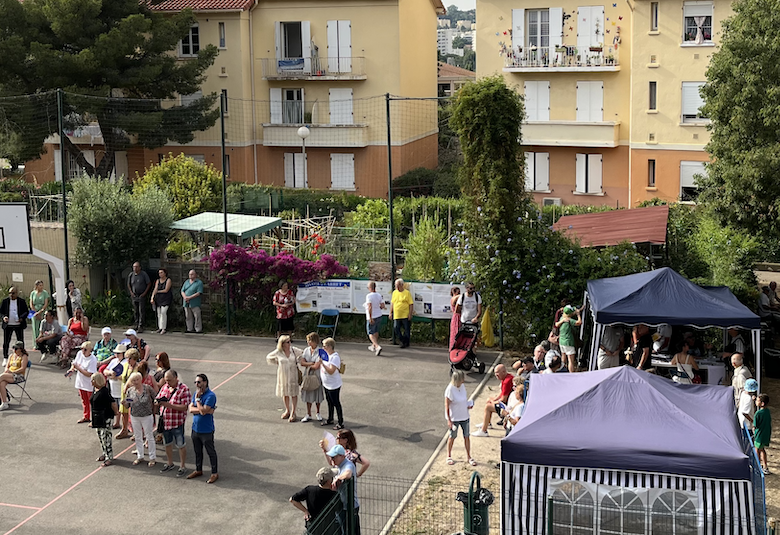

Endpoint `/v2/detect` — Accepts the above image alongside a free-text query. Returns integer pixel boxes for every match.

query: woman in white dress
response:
[267,334,303,422]
[299,332,325,422]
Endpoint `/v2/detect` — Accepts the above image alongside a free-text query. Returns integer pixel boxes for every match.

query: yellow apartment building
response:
[25,0,444,199]
[477,0,724,207]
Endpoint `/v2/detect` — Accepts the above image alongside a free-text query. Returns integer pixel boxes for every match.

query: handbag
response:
[301,367,321,391]
[297,366,303,386]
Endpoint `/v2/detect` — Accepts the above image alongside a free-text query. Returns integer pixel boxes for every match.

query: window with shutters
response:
[524,81,550,121]
[218,22,226,48]
[650,2,659,31]
[683,2,712,44]
[180,25,200,57]
[281,88,304,124]
[527,9,550,48]
[576,81,604,122]
[329,88,353,125]
[680,160,706,201]
[524,152,550,192]
[681,82,707,123]
[577,6,605,49]
[280,22,303,57]
[575,153,603,194]
[330,154,355,190]
[274,21,312,73]
[327,20,352,73]
[181,90,203,107]
[54,150,95,181]
[284,153,307,188]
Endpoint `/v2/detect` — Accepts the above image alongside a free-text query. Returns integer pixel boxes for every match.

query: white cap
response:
[101,327,112,335]
[124,328,137,337]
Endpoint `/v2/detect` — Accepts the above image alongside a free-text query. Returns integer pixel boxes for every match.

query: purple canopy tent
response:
[500,367,765,535]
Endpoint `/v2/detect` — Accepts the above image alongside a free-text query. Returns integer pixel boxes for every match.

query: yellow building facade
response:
[26,0,444,199]
[477,0,725,207]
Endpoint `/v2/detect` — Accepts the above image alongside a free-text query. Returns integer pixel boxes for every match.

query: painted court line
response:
[171,357,253,366]
[0,504,41,512]
[4,362,252,535]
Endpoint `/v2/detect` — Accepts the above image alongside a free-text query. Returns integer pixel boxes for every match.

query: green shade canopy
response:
[170,212,282,240]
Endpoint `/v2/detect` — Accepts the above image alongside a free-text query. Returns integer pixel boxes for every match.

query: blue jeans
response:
[393,317,410,347]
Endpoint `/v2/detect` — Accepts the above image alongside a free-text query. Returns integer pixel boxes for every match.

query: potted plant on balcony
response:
[605,54,615,65]
[555,45,567,53]
[590,42,603,53]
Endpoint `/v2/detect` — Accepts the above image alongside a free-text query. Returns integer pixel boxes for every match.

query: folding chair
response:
[7,360,34,405]
[317,309,340,338]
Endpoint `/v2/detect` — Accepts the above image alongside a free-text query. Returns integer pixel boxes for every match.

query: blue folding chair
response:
[7,360,33,405]
[317,309,340,338]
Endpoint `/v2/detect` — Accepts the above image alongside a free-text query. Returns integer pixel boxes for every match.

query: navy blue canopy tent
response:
[500,367,765,535]
[584,268,762,385]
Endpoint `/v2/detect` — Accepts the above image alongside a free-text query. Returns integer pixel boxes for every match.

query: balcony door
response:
[270,88,304,124]
[275,21,311,73]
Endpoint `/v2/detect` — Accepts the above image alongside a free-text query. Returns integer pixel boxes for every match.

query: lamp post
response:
[297,125,310,188]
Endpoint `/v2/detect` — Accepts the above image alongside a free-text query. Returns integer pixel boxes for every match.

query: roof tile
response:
[148,0,254,12]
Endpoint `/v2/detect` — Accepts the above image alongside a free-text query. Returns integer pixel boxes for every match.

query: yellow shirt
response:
[8,354,24,374]
[391,289,414,319]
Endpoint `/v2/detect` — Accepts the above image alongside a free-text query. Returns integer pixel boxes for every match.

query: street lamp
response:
[297,126,310,188]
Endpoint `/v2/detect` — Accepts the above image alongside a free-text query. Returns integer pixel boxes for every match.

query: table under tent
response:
[501,366,766,535]
[582,267,763,387]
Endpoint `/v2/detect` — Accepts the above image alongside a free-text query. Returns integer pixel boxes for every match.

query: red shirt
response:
[156,382,191,430]
[499,373,514,401]
[274,289,295,319]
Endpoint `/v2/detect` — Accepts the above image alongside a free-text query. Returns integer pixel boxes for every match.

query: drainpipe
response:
[249,0,259,184]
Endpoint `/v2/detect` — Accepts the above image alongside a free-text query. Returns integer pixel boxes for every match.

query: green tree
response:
[0,0,219,178]
[136,153,222,219]
[401,216,449,281]
[698,0,780,238]
[452,36,469,50]
[70,176,173,277]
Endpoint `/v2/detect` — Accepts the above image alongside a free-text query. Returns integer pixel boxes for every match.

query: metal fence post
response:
[347,477,356,535]
[386,93,396,345]
[220,91,231,335]
[547,496,554,534]
[56,88,70,281]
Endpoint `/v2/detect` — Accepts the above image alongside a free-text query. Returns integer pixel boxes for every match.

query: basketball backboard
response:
[0,202,32,254]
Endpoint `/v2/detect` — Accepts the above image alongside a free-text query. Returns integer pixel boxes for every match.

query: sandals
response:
[333,424,345,430]
[96,455,106,462]
[288,415,297,423]
[132,459,143,466]
[148,460,157,467]
[101,460,113,467]
[281,411,290,420]
[447,457,455,465]
[77,418,90,424]
[469,458,477,466]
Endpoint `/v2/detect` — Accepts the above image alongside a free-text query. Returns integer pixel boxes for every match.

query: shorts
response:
[277,317,295,333]
[162,424,186,448]
[560,344,576,356]
[449,419,469,439]
[11,373,24,384]
[366,319,380,335]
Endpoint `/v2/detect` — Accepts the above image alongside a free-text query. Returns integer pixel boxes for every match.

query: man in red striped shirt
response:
[156,370,192,476]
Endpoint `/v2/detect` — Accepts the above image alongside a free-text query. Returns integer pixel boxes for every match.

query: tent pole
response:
[754,328,761,391]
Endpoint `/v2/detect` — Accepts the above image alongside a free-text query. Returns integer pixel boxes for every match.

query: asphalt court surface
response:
[0,330,495,534]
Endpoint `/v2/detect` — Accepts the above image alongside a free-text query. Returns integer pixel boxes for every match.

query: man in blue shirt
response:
[326,444,360,535]
[181,270,204,334]
[187,373,218,483]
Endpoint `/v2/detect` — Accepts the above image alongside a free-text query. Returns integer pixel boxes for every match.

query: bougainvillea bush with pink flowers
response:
[209,244,349,310]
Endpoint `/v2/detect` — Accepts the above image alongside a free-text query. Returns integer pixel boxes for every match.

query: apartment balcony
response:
[523,121,621,148]
[260,57,367,81]
[261,123,368,148]
[260,100,370,147]
[504,46,620,73]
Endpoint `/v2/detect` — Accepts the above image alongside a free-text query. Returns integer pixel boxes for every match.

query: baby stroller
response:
[449,323,486,374]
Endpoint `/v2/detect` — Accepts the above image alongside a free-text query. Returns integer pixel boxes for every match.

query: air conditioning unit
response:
[543,197,562,207]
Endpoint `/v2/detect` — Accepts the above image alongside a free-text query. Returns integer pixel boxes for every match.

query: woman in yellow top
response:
[115,348,140,439]
[0,340,28,411]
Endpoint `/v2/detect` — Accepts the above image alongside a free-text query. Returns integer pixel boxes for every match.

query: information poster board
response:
[296,280,462,320]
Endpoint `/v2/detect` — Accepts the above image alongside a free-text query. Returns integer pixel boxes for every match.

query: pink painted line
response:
[212,362,253,391]
[0,504,41,511]
[171,357,251,365]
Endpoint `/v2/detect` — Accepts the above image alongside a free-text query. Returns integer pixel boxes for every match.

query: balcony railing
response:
[504,45,620,72]
[260,57,367,80]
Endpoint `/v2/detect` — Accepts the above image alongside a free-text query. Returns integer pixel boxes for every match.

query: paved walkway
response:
[0,330,497,535]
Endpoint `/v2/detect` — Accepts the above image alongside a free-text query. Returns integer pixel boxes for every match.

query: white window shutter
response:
[329,88,353,125]
[588,154,603,192]
[338,20,352,72]
[524,82,538,121]
[54,149,63,182]
[299,153,308,187]
[577,7,591,50]
[682,82,705,117]
[331,153,355,190]
[549,8,563,59]
[576,153,586,193]
[576,81,588,122]
[114,151,129,181]
[512,9,525,55]
[525,152,535,191]
[680,161,706,187]
[83,150,96,167]
[590,81,603,121]
[539,82,550,121]
[593,6,605,46]
[538,152,550,191]
[301,21,312,73]
[284,153,295,187]
[327,21,339,73]
[274,21,282,60]
[270,88,283,124]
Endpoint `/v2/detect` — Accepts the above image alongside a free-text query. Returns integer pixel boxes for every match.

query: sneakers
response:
[375,346,382,356]
[471,429,489,437]
[763,467,771,475]
[301,415,311,423]
[368,345,375,352]
[315,413,323,422]
[1,359,6,368]
[0,402,8,411]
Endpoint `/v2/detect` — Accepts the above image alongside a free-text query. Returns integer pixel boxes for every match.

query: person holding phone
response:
[188,373,218,483]
[444,369,475,466]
